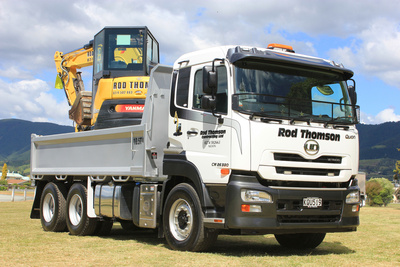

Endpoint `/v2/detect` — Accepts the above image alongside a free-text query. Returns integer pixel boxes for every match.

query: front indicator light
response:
[346,191,360,204]
[241,189,273,203]
[352,205,360,212]
[241,204,262,213]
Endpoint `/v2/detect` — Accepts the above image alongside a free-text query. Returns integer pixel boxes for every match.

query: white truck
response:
[30,43,361,251]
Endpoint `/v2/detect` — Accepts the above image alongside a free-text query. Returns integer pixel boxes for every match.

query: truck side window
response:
[176,67,191,107]
[193,65,228,114]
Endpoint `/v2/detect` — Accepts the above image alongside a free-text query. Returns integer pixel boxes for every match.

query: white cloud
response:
[0,0,399,125]
[0,78,70,125]
[328,17,400,88]
[361,108,400,124]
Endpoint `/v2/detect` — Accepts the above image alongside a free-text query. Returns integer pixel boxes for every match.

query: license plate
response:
[303,197,322,208]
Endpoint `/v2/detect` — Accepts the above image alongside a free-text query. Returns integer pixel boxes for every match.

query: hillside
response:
[1,118,400,177]
[0,119,73,166]
[357,121,400,160]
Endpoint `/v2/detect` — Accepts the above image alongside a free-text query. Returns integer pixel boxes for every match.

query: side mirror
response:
[348,79,357,105]
[201,95,216,110]
[202,66,217,95]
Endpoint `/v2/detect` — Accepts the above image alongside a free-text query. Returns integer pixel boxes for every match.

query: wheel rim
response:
[69,194,83,226]
[43,193,55,223]
[169,198,193,241]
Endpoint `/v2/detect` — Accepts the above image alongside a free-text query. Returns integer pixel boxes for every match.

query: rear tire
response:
[66,183,97,236]
[274,233,326,249]
[40,182,67,232]
[163,183,218,252]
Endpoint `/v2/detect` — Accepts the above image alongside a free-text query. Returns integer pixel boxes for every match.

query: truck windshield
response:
[233,61,357,124]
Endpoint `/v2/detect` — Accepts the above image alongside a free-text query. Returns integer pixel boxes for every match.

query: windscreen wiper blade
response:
[290,116,312,125]
[249,112,282,123]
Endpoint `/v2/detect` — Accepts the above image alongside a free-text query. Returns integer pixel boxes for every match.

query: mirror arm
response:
[212,58,225,72]
[211,107,224,124]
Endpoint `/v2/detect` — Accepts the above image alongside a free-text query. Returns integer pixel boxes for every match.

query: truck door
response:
[168,64,231,184]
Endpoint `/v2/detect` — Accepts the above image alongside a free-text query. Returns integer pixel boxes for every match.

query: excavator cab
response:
[92,27,159,129]
[93,27,158,80]
[55,27,159,131]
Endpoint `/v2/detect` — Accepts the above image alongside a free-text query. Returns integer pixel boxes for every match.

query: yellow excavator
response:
[54,27,159,131]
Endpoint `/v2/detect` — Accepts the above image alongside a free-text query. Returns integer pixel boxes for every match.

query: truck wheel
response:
[40,182,67,232]
[163,183,218,252]
[274,233,326,249]
[66,183,97,236]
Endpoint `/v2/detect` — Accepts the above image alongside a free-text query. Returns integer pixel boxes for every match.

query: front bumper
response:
[225,174,360,234]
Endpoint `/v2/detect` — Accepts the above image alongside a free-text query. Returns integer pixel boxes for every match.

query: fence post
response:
[24,188,27,201]
[11,185,15,202]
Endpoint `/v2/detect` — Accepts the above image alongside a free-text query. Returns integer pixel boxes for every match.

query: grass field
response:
[0,201,399,266]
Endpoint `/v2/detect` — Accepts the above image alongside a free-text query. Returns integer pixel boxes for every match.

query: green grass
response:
[0,201,399,266]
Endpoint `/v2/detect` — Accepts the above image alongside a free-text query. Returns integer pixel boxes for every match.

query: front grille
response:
[278,215,340,223]
[274,153,342,164]
[276,167,340,176]
[277,200,342,210]
[277,199,342,223]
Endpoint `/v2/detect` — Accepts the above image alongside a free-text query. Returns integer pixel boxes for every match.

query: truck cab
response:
[165,45,360,240]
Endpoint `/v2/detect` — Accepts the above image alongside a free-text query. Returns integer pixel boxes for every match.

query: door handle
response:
[187,130,199,136]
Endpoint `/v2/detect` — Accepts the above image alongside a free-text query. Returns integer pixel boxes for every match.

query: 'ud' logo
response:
[304,140,319,155]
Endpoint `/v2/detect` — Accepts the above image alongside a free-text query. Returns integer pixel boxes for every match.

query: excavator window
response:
[108,33,144,70]
[93,27,159,77]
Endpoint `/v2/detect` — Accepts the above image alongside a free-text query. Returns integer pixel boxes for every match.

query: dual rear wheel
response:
[40,182,112,236]
[40,182,67,232]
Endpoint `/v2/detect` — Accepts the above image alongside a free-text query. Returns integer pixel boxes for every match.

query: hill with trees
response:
[0,119,399,178]
[0,119,73,172]
[357,121,400,160]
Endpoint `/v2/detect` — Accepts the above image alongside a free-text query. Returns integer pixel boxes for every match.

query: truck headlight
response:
[241,189,273,203]
[346,191,360,204]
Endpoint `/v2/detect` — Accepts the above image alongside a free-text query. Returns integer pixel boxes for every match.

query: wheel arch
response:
[163,157,215,210]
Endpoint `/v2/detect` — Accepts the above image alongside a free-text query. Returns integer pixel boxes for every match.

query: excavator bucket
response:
[55,75,63,89]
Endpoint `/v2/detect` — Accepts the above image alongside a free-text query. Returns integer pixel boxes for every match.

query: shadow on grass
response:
[101,226,166,245]
[211,236,355,257]
[101,226,355,257]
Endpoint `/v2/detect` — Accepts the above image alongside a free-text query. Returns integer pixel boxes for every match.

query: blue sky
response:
[1,0,400,126]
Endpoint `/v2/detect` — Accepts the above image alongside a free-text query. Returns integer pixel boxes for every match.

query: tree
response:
[366,178,394,206]
[393,148,400,183]
[395,188,400,203]
[1,163,7,181]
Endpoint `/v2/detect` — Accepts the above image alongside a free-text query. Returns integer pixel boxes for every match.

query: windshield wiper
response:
[333,125,350,130]
[249,112,282,123]
[324,117,352,129]
[290,118,311,125]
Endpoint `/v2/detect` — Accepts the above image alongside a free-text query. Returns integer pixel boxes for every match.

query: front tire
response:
[66,183,97,236]
[40,182,67,232]
[274,233,326,249]
[163,183,218,251]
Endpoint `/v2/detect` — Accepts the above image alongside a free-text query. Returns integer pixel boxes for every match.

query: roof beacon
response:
[267,43,295,53]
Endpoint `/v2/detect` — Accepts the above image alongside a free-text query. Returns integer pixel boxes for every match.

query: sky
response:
[1,0,400,126]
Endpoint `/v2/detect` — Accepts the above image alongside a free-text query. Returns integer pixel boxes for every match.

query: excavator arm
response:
[54,42,94,129]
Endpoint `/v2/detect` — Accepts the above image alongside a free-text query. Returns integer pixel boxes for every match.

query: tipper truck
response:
[30,29,361,251]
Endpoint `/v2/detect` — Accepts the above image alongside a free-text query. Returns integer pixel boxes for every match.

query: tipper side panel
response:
[30,64,173,180]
